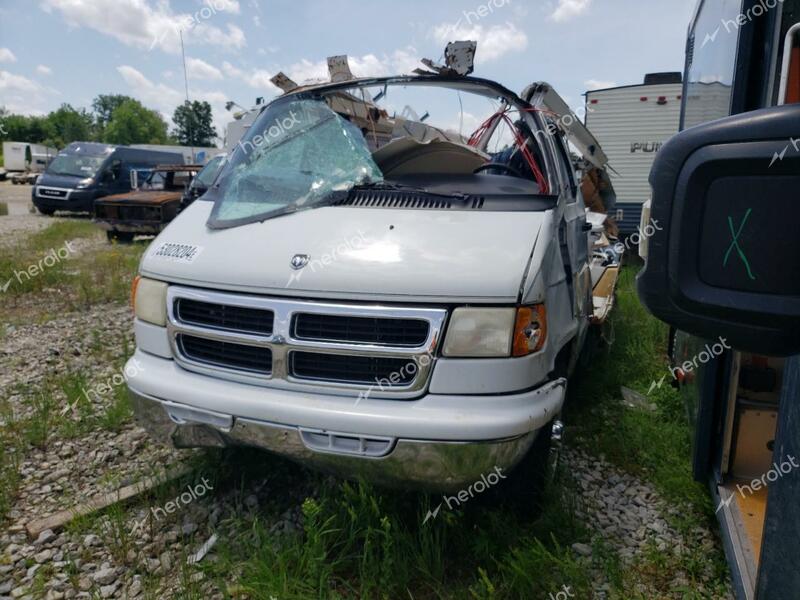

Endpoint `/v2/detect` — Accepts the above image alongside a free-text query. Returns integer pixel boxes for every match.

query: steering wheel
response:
[473,162,524,178]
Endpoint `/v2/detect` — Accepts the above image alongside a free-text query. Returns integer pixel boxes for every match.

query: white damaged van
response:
[126,60,618,493]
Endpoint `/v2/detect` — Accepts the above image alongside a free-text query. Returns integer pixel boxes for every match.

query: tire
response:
[481,419,557,513]
[37,207,55,216]
[106,230,135,244]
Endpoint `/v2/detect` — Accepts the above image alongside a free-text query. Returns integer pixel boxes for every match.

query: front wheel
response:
[481,419,559,513]
[37,206,55,216]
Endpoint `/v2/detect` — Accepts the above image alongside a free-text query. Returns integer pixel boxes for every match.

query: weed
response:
[23,387,56,449]
[97,384,132,432]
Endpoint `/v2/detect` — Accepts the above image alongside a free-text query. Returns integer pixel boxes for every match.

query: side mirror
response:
[637,104,800,356]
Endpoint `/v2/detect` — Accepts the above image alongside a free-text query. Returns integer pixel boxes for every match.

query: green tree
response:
[172,100,217,146]
[0,110,49,144]
[92,94,135,137]
[104,99,169,145]
[43,104,94,147]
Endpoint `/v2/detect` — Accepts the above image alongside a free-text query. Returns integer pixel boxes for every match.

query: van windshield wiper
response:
[253,189,351,224]
[352,181,470,199]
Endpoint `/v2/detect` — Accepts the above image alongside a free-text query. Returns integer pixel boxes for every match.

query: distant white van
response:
[584,73,683,234]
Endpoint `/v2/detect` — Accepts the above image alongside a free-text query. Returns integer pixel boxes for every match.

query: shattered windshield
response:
[207,80,553,229]
[208,98,383,227]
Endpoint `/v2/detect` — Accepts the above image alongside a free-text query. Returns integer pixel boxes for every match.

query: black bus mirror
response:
[637,104,800,356]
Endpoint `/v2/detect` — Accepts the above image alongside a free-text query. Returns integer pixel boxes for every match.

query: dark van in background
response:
[32,142,184,215]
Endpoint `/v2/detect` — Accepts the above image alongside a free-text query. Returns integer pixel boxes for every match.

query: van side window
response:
[109,160,122,181]
[549,120,578,199]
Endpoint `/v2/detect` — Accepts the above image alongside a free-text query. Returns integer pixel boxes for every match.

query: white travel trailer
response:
[584,73,683,233]
[2,141,57,173]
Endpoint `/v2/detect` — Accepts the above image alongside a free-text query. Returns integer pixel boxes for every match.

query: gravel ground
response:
[566,449,732,598]
[0,181,58,248]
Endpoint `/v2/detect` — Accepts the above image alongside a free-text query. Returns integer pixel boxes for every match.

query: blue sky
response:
[0,0,697,144]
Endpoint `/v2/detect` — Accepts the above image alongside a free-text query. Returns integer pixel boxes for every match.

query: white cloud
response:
[0,70,56,114]
[186,57,223,81]
[430,22,528,63]
[550,0,592,22]
[116,65,184,114]
[36,65,53,76]
[281,47,422,84]
[584,79,616,91]
[115,65,232,144]
[219,48,422,104]
[0,48,16,63]
[221,61,245,79]
[222,60,274,90]
[205,0,240,14]
[41,0,246,54]
[0,70,42,94]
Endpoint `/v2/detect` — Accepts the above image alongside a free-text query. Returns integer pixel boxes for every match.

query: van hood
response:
[140,201,547,303]
[36,172,84,189]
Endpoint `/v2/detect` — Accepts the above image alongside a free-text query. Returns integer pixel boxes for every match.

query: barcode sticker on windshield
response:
[150,242,204,263]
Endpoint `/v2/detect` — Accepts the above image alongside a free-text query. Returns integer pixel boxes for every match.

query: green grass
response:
[0,368,138,522]
[0,220,144,310]
[186,265,729,599]
[179,444,589,600]
[0,220,144,521]
[566,267,711,513]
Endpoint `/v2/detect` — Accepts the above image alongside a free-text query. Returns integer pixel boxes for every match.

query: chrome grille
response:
[178,334,272,375]
[290,351,416,386]
[292,313,428,346]
[176,298,274,335]
[166,286,447,399]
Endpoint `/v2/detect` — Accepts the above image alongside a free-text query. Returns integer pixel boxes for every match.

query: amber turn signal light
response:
[512,304,547,357]
[130,275,141,312]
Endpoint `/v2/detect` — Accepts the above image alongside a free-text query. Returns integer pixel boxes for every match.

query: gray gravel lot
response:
[0,181,70,248]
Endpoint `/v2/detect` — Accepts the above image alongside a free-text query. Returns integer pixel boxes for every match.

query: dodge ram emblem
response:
[291,254,310,270]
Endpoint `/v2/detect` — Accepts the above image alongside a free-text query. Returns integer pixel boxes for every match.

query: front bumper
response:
[127,350,566,492]
[33,188,96,213]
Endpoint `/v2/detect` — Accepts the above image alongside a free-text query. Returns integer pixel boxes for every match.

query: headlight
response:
[76,177,94,189]
[132,276,168,326]
[443,308,516,357]
[443,305,547,358]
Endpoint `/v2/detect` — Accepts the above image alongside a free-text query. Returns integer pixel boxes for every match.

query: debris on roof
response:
[418,41,478,77]
[270,72,299,93]
[327,55,355,82]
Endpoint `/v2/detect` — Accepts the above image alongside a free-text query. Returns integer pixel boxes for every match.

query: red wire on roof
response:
[468,107,550,194]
